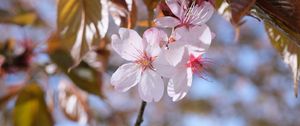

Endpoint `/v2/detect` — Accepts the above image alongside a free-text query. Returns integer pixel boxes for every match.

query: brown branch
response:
[134,101,147,126]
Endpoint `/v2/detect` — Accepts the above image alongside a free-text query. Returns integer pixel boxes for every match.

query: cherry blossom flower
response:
[110,27,168,102]
[155,0,214,28]
[159,24,213,66]
[155,49,209,101]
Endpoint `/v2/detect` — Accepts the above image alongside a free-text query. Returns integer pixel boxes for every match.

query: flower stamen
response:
[136,52,154,71]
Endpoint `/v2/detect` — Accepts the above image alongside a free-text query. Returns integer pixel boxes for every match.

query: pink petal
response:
[143,27,168,45]
[138,69,164,102]
[154,17,180,28]
[111,63,142,92]
[163,46,185,66]
[167,67,193,101]
[143,28,168,57]
[175,25,212,51]
[111,28,145,61]
[192,2,214,25]
[166,0,183,18]
[152,53,176,78]
[176,47,191,67]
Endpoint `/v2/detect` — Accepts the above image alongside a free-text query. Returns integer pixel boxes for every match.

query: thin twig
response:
[134,101,147,126]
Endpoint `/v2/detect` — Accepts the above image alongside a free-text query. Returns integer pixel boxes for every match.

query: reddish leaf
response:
[256,0,300,45]
[228,0,256,25]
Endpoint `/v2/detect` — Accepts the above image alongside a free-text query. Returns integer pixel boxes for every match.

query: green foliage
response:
[13,84,54,126]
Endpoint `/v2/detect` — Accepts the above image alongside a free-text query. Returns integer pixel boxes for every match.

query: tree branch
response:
[134,101,147,126]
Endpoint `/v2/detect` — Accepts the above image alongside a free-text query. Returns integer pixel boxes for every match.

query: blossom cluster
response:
[110,0,215,102]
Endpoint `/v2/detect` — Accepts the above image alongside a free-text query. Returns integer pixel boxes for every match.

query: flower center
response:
[136,52,154,70]
[187,54,204,74]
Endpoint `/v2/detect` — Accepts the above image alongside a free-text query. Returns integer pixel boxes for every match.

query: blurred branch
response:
[134,101,147,126]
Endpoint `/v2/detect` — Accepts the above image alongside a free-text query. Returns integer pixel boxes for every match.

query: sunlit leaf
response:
[50,50,103,96]
[13,84,54,126]
[265,23,300,97]
[47,34,103,96]
[57,0,102,67]
[256,0,300,44]
[215,0,225,9]
[58,80,92,123]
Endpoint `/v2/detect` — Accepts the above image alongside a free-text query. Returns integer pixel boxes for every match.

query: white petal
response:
[192,2,215,25]
[111,63,142,92]
[143,28,167,57]
[143,27,168,45]
[167,83,188,102]
[167,68,193,101]
[163,46,185,66]
[187,45,206,57]
[166,0,183,18]
[175,25,212,51]
[111,28,145,61]
[176,47,190,67]
[197,25,212,48]
[138,69,164,102]
[154,17,180,28]
[152,53,176,78]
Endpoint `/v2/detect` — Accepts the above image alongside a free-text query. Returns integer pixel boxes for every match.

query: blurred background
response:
[0,0,299,126]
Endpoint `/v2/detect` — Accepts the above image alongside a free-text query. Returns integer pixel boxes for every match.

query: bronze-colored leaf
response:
[58,80,92,123]
[47,34,103,97]
[57,0,102,66]
[13,84,54,126]
[265,22,300,97]
[228,0,256,25]
[256,0,300,45]
[50,49,102,96]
